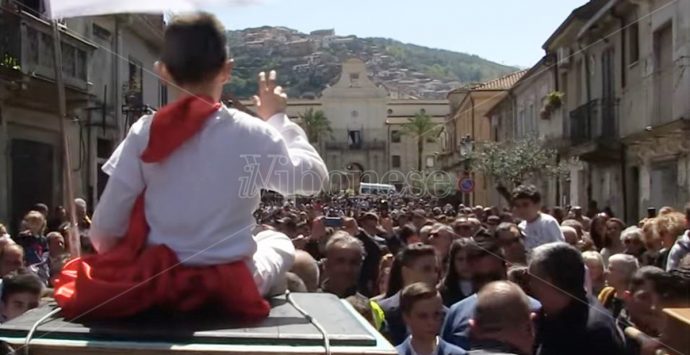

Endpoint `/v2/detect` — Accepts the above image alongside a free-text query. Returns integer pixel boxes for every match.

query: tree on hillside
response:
[401,111,442,172]
[469,136,571,203]
[299,108,332,144]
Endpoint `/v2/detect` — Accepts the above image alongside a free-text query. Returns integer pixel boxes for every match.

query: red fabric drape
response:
[54,96,270,320]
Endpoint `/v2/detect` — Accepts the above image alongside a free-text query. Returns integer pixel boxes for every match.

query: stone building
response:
[438,70,527,207]
[244,58,449,192]
[486,0,690,222]
[0,1,164,230]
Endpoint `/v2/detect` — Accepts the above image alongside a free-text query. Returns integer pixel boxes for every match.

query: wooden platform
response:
[0,293,396,355]
[660,308,690,355]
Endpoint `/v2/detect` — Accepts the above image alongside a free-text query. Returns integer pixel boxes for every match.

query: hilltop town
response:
[225,26,517,99]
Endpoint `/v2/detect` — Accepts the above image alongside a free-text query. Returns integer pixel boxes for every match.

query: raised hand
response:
[343,217,359,237]
[252,70,288,121]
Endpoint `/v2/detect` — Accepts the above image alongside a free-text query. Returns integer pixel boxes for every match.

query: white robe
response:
[89,106,328,294]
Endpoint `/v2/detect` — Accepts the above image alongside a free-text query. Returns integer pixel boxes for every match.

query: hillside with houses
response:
[225,26,518,99]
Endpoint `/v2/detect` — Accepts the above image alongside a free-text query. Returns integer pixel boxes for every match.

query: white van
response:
[359,183,396,195]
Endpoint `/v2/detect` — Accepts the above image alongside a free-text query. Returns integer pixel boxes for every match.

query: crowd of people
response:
[0,199,91,322]
[255,184,690,355]
[1,185,689,354]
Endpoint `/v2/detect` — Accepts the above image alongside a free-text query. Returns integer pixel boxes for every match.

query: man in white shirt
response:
[512,185,564,250]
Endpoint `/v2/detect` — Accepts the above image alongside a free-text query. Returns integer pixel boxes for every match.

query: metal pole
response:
[52,20,81,257]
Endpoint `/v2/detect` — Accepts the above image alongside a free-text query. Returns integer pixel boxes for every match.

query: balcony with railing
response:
[324,129,387,151]
[1,3,95,92]
[325,140,386,151]
[568,98,620,159]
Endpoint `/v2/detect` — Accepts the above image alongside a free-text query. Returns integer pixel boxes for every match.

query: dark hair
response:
[629,265,665,292]
[400,282,438,315]
[590,214,610,250]
[511,185,541,204]
[385,243,437,298]
[161,12,228,85]
[603,218,626,248]
[496,222,523,237]
[499,212,514,223]
[440,239,471,304]
[529,243,585,299]
[685,202,690,221]
[397,224,418,245]
[32,203,48,214]
[466,230,504,261]
[652,267,690,306]
[1,270,44,303]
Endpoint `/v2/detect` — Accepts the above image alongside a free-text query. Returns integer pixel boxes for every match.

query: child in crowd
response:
[582,250,607,297]
[511,185,564,250]
[397,282,465,355]
[13,211,47,266]
[54,12,328,320]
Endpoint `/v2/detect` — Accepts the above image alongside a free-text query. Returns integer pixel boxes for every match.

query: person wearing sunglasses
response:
[495,223,527,266]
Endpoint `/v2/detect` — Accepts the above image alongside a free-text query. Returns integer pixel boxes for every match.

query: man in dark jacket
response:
[528,242,625,355]
[355,213,384,297]
[468,281,535,355]
[441,234,541,351]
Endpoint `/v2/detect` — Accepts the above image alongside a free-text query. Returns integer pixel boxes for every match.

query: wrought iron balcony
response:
[1,4,95,91]
[568,98,620,160]
[569,98,618,145]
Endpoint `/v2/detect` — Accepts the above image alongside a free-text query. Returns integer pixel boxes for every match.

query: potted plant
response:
[540,91,565,120]
[546,91,564,109]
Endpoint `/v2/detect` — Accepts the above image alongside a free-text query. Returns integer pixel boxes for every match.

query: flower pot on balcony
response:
[546,91,564,109]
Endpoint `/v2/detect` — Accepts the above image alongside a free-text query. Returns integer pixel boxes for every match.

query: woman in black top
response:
[439,238,473,307]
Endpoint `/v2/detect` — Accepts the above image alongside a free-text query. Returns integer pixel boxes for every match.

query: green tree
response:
[401,111,441,172]
[469,136,571,203]
[299,108,332,144]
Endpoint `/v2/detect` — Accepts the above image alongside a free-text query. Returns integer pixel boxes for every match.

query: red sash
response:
[54,96,270,320]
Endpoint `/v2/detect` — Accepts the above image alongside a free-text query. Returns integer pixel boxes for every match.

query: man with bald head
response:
[290,250,320,292]
[468,281,534,355]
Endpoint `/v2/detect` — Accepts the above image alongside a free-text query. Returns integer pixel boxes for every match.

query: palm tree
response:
[299,108,332,144]
[401,111,441,171]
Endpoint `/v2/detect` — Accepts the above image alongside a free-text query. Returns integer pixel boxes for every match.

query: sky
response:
[207,0,589,68]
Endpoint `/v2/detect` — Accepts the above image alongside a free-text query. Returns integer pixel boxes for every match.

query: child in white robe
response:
[87,13,328,299]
